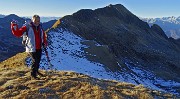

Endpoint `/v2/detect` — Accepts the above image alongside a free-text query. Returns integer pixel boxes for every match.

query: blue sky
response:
[0,0,179,18]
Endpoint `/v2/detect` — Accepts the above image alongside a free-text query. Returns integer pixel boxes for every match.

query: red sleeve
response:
[11,23,27,37]
[43,30,48,46]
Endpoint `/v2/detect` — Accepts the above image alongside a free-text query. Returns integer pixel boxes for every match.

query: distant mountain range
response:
[0,14,5,18]
[0,14,57,61]
[141,16,180,39]
[0,14,59,22]
[22,16,60,23]
[40,16,60,23]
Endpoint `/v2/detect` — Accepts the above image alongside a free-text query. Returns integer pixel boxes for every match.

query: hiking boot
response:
[31,72,39,80]
[31,76,40,80]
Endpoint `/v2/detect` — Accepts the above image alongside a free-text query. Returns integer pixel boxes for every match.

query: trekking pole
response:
[42,45,54,74]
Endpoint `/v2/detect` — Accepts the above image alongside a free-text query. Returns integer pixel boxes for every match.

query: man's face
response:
[33,18,40,26]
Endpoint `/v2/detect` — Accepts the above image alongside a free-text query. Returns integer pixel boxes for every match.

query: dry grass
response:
[0,53,175,99]
[52,19,61,29]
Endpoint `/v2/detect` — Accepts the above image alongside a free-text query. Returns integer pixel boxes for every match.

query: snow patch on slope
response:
[40,29,122,80]
[123,58,180,95]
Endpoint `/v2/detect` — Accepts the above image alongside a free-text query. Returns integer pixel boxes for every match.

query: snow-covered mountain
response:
[25,4,180,96]
[141,16,180,39]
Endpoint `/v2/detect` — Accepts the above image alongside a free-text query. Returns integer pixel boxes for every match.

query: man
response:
[11,15,47,79]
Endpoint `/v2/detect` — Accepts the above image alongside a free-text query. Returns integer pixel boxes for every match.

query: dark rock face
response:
[151,24,168,39]
[177,38,180,45]
[54,4,180,83]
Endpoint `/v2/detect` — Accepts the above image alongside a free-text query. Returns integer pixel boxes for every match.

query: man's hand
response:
[11,20,18,24]
[11,20,18,31]
[42,43,47,48]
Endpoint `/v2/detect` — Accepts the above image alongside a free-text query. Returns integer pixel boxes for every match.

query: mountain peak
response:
[95,3,133,19]
[63,4,149,30]
[4,14,19,19]
[106,4,128,12]
[1,14,24,23]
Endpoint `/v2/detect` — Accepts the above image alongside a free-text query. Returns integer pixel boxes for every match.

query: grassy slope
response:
[0,53,175,99]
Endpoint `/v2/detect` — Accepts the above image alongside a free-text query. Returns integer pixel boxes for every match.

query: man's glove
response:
[42,43,47,48]
[11,20,18,31]
[11,20,18,24]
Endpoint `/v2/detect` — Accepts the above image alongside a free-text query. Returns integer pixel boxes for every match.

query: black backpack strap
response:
[22,22,31,46]
[39,23,44,44]
[24,19,32,36]
[39,23,44,31]
[26,24,30,36]
[23,22,31,36]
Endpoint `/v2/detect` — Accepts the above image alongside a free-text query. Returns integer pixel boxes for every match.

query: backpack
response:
[22,19,31,46]
[22,19,43,47]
